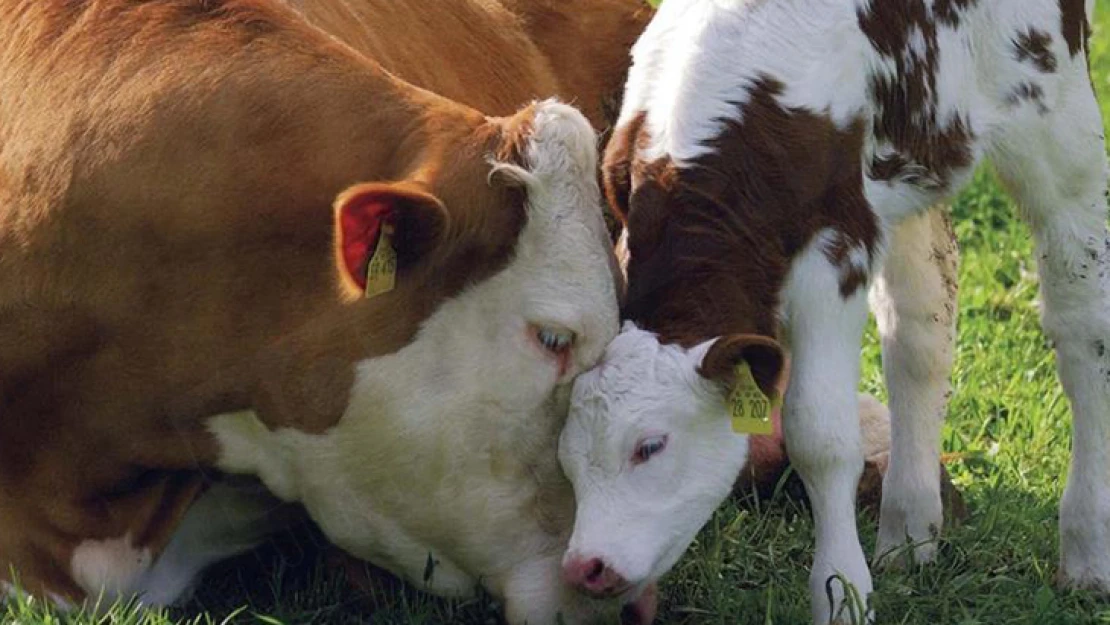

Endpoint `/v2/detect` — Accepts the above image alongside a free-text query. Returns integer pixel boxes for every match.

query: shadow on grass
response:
[168,467,1110,625]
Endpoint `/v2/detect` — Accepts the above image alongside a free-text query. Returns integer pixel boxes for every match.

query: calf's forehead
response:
[572,328,702,424]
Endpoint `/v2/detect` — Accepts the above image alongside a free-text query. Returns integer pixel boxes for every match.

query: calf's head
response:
[558,322,784,598]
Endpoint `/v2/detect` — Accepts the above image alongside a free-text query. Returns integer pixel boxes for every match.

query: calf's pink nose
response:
[562,555,628,597]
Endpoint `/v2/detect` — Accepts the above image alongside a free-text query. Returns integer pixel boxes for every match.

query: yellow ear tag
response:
[364,224,397,299]
[728,361,778,435]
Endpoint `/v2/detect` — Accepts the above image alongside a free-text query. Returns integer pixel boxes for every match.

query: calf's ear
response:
[697,334,785,399]
[601,111,648,221]
[333,181,448,294]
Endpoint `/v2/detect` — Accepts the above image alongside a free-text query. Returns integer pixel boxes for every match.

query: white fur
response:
[986,48,1110,591]
[70,534,153,606]
[208,100,623,625]
[780,232,875,623]
[870,209,958,566]
[568,0,1108,622]
[558,323,750,596]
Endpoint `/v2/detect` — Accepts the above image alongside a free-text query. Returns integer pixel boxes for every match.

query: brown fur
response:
[858,0,976,188]
[0,0,647,602]
[290,0,651,130]
[610,78,877,347]
[1014,27,1059,73]
[932,0,979,27]
[1059,0,1092,58]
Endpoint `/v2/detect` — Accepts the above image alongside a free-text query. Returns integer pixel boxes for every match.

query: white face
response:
[481,101,623,389]
[558,322,750,597]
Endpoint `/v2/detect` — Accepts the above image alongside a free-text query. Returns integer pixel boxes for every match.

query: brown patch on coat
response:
[824,232,873,298]
[1059,0,1091,58]
[1013,28,1058,73]
[932,0,979,28]
[1005,82,1050,115]
[602,110,649,220]
[699,334,785,399]
[858,1,975,188]
[604,77,878,346]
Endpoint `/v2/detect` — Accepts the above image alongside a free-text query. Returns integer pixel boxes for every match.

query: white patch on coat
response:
[209,99,623,625]
[558,322,750,594]
[70,534,152,605]
[621,0,875,166]
[779,231,875,623]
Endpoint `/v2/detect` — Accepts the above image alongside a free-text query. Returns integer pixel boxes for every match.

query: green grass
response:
[6,5,1110,625]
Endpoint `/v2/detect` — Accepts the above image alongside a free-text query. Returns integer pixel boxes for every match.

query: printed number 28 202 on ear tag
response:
[364,224,397,299]
[729,361,776,435]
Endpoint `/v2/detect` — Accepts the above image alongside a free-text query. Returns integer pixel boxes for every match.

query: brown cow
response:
[0,1,638,623]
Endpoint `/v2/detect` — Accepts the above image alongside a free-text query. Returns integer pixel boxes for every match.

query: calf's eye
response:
[633,435,668,464]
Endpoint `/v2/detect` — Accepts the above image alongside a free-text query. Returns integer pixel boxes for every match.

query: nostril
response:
[584,558,606,584]
[564,555,629,596]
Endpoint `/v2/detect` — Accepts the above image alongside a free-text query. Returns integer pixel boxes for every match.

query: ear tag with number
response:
[729,361,778,435]
[364,224,397,299]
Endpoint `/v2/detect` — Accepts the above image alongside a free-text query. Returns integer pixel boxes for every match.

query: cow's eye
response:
[633,435,668,464]
[536,326,575,354]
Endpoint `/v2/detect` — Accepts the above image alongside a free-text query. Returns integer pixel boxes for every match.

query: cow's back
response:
[291,0,650,128]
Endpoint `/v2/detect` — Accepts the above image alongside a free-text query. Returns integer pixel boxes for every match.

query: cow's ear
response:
[333,181,448,294]
[697,334,784,399]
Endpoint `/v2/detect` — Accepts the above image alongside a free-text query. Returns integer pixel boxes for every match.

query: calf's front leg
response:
[782,237,874,624]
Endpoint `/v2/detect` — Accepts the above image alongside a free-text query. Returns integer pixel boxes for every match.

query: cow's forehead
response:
[525,100,600,191]
[491,99,602,228]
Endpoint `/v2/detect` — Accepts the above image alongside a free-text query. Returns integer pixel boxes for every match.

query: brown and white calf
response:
[0,1,646,622]
[558,0,1106,622]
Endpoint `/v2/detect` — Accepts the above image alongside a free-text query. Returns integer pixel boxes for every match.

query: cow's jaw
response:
[559,323,749,593]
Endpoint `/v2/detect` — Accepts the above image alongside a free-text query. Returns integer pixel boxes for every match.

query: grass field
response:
[5,4,1110,625]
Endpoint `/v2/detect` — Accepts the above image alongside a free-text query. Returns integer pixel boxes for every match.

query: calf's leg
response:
[782,236,874,624]
[990,57,1110,591]
[870,206,959,566]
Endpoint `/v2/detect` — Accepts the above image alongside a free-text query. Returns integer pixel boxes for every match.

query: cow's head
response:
[558,321,784,599]
[328,99,624,390]
[214,99,638,625]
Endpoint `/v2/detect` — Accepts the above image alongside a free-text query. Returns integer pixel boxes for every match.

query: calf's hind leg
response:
[990,61,1110,591]
[871,206,959,567]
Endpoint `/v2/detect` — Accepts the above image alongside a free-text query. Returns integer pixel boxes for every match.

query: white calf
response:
[560,0,1107,622]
